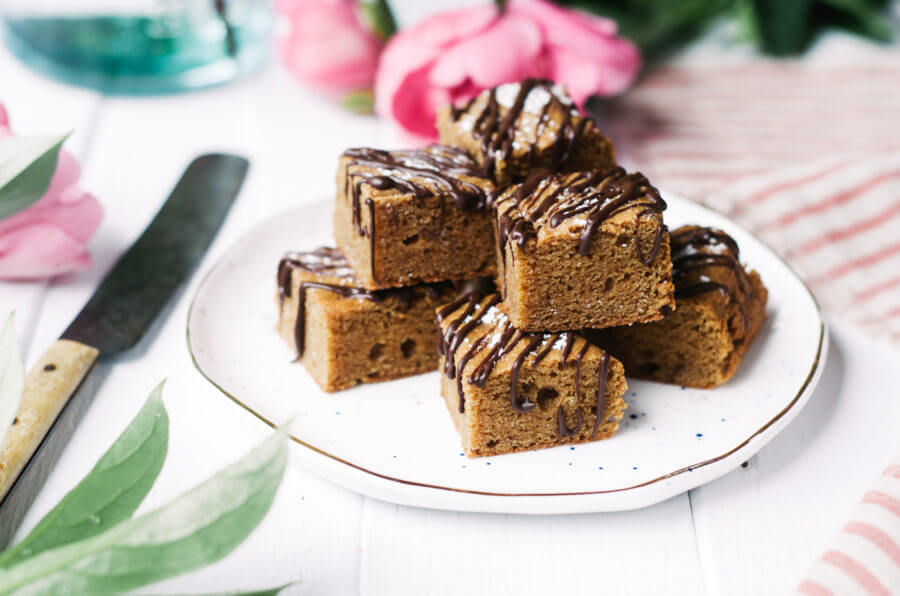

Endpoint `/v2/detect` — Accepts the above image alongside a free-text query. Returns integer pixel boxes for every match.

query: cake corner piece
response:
[436,78,616,185]
[436,292,628,457]
[493,167,676,332]
[333,145,496,289]
[596,225,769,388]
[276,246,455,392]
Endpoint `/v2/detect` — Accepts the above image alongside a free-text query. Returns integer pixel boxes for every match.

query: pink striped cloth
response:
[796,461,900,595]
[607,50,900,349]
[606,44,900,594]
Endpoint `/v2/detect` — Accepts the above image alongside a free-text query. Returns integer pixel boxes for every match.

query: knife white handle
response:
[0,340,99,501]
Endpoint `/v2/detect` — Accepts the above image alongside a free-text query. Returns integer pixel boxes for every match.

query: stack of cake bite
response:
[277,79,768,458]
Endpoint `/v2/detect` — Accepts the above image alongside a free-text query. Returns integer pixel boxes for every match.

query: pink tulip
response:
[375,0,641,140]
[0,103,103,281]
[275,0,383,98]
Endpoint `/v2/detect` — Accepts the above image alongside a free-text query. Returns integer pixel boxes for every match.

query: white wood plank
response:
[689,318,899,595]
[361,494,706,596]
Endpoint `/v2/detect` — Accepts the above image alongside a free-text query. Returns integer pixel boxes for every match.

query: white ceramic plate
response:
[188,197,826,514]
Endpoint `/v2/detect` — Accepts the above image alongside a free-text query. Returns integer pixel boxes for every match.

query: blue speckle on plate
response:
[568,462,573,466]
[681,386,686,390]
[633,466,638,470]
[629,414,638,419]
[486,462,491,465]
[392,455,397,459]
[460,452,464,456]
[598,466,604,470]
[631,391,637,396]
[569,446,575,451]
[721,418,726,422]
[335,412,341,415]
[651,426,656,431]
[696,433,703,438]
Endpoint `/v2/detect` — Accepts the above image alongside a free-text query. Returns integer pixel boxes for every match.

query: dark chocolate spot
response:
[368,343,385,360]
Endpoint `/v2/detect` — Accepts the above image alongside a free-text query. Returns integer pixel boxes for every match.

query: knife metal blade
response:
[0,153,248,546]
[62,153,249,356]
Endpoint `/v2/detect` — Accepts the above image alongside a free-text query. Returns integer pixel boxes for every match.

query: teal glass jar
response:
[1,0,272,94]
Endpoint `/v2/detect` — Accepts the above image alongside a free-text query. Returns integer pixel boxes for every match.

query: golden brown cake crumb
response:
[334,145,496,289]
[594,226,769,388]
[276,247,457,392]
[492,168,675,332]
[436,79,616,185]
[437,292,628,457]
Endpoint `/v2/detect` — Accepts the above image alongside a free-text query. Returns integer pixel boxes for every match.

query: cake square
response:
[594,226,768,388]
[492,167,675,332]
[436,79,616,185]
[436,292,628,457]
[277,247,457,392]
[334,145,496,289]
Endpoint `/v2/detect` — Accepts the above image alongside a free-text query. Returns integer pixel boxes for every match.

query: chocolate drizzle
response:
[493,167,667,261]
[437,293,613,441]
[669,226,754,330]
[341,146,491,284]
[278,247,448,358]
[450,79,593,179]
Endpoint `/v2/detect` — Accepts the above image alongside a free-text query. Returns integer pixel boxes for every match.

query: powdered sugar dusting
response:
[495,82,572,113]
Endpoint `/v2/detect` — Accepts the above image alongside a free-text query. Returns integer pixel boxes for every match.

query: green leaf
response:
[0,133,70,220]
[0,427,288,595]
[358,0,397,41]
[818,0,894,41]
[340,89,375,115]
[0,313,24,452]
[0,383,169,568]
[747,0,815,55]
[556,0,733,59]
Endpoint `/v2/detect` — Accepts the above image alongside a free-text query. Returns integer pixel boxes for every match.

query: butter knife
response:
[0,153,249,546]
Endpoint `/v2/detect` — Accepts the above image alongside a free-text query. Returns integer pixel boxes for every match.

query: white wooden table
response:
[2,30,899,596]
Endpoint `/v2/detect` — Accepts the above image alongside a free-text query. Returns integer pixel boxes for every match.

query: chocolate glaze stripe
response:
[508,334,544,413]
[589,352,610,439]
[279,251,448,359]
[341,146,490,284]
[450,79,590,178]
[669,226,756,330]
[558,406,584,438]
[438,293,612,442]
[671,226,740,258]
[494,167,667,262]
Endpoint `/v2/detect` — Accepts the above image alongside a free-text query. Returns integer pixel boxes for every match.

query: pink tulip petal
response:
[279,21,380,93]
[509,0,619,48]
[549,42,640,101]
[0,190,102,242]
[276,0,382,96]
[373,0,640,139]
[387,67,454,139]
[44,149,82,201]
[374,4,497,118]
[429,16,544,89]
[0,101,103,281]
[0,223,92,280]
